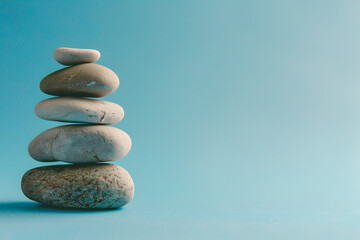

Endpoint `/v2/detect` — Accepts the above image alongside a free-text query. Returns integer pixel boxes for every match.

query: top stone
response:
[54,47,100,65]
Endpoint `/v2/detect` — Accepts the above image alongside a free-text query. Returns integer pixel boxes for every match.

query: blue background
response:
[1,0,360,239]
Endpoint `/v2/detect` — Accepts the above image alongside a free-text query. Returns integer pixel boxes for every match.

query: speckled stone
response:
[35,97,124,124]
[21,164,134,209]
[28,125,131,163]
[54,47,100,65]
[40,63,119,97]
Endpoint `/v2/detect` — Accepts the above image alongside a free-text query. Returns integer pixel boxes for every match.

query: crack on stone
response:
[99,111,106,122]
[51,133,60,161]
[93,154,101,162]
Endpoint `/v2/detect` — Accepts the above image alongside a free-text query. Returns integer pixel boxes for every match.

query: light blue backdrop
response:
[1,0,360,239]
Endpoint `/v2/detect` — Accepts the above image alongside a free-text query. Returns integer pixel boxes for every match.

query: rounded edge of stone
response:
[34,97,125,124]
[28,125,132,163]
[21,164,135,209]
[39,63,119,98]
[53,47,101,65]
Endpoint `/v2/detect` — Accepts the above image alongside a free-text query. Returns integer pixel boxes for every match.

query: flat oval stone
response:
[40,63,119,97]
[54,47,100,65]
[21,163,134,209]
[35,97,124,124]
[28,125,131,163]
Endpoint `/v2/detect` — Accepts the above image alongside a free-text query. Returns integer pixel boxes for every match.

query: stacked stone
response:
[21,47,134,209]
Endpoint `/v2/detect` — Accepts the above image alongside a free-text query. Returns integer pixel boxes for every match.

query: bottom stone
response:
[21,163,134,209]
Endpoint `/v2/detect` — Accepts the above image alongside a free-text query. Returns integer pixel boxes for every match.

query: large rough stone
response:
[40,63,119,97]
[53,47,101,65]
[35,97,124,124]
[21,163,134,209]
[28,125,131,163]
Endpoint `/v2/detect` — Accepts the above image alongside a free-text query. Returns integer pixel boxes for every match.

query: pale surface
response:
[35,97,124,124]
[53,47,100,65]
[28,125,132,163]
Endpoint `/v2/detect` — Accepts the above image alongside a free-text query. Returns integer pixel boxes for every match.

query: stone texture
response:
[40,63,119,97]
[28,125,131,163]
[53,47,101,65]
[21,163,134,209]
[35,97,124,124]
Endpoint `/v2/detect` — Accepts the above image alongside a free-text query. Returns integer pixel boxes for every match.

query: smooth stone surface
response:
[40,63,119,97]
[54,47,100,65]
[21,163,134,209]
[29,125,131,163]
[35,97,124,124]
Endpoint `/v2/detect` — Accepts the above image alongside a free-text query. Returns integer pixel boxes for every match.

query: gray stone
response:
[28,125,131,163]
[40,63,119,97]
[21,163,134,209]
[35,97,124,124]
[54,47,100,65]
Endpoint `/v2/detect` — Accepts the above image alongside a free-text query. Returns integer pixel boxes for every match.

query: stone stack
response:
[21,47,134,209]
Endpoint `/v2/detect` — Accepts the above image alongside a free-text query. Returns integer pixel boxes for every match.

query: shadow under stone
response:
[0,201,122,214]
